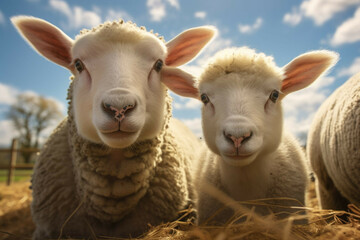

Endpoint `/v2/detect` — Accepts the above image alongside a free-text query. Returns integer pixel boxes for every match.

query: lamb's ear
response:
[165,26,217,67]
[281,50,339,95]
[11,16,73,70]
[161,67,199,99]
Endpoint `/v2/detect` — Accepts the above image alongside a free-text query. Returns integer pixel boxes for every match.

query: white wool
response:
[198,47,284,85]
[307,72,360,210]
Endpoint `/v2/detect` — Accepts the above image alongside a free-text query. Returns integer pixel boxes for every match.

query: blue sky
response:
[0,0,360,146]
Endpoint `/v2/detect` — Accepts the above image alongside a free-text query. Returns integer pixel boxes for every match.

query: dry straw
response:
[1,182,360,240]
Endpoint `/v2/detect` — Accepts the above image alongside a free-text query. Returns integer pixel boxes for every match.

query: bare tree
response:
[7,93,63,163]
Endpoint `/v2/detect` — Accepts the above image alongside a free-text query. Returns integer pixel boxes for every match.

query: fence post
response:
[7,138,18,186]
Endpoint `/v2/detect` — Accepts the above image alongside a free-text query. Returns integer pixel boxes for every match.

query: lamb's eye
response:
[201,93,210,105]
[75,59,84,73]
[269,90,279,103]
[154,59,163,72]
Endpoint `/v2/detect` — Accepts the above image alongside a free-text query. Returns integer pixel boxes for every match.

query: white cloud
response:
[338,57,360,77]
[283,7,302,26]
[180,118,203,138]
[0,83,19,105]
[173,97,201,110]
[302,0,360,25]
[283,0,360,26]
[194,11,206,19]
[0,10,5,25]
[147,0,180,22]
[147,0,166,22]
[166,0,180,9]
[283,76,335,144]
[49,0,133,30]
[49,0,102,29]
[0,120,18,147]
[238,18,263,34]
[105,9,133,22]
[330,7,360,46]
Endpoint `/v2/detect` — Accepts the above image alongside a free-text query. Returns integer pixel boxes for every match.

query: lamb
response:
[307,72,360,211]
[170,47,338,224]
[11,16,216,239]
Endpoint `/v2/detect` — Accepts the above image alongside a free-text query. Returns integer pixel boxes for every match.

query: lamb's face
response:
[199,72,283,167]
[71,33,167,148]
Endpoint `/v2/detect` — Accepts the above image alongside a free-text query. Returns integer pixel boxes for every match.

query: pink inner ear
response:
[14,17,73,69]
[282,62,324,93]
[165,27,216,67]
[166,34,213,66]
[162,75,199,98]
[281,52,337,95]
[161,67,199,98]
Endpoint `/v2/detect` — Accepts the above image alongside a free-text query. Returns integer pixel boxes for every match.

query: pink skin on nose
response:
[109,105,134,122]
[229,135,244,149]
[228,132,251,149]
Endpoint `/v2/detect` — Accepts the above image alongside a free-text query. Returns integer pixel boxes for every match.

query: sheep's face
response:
[12,16,217,149]
[71,33,167,148]
[199,72,283,167]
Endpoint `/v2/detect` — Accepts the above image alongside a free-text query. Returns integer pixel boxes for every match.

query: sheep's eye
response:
[201,93,210,105]
[269,90,279,103]
[75,59,84,73]
[154,59,163,72]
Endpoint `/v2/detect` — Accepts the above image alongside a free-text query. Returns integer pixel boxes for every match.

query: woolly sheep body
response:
[178,47,337,224]
[32,110,199,238]
[12,16,215,239]
[307,73,360,210]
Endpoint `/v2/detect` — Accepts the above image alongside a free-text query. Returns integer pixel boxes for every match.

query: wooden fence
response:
[0,139,39,185]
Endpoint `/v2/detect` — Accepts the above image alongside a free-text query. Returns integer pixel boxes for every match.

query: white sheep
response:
[11,16,216,239]
[307,72,360,211]
[170,47,338,224]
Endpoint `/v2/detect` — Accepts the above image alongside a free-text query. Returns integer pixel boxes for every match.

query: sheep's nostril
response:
[102,102,114,117]
[224,131,253,148]
[102,102,135,122]
[242,131,253,143]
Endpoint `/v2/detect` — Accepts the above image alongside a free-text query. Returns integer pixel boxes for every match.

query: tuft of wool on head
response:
[75,19,165,44]
[198,47,284,84]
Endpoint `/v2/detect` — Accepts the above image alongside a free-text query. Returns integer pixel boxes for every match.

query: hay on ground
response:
[1,182,360,240]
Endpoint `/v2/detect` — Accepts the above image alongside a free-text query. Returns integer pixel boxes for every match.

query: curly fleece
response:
[307,72,360,210]
[31,78,196,238]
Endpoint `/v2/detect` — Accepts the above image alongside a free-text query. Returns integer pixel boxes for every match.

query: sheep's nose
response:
[102,102,135,122]
[224,131,252,148]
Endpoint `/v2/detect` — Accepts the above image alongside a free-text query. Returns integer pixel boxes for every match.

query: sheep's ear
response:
[281,50,339,95]
[11,16,73,70]
[161,67,199,99]
[165,26,217,67]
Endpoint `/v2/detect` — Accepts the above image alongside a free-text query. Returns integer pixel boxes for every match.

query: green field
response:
[0,169,33,182]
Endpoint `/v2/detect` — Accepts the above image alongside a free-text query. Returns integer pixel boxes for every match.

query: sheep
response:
[307,72,360,211]
[11,15,216,239]
[170,47,338,224]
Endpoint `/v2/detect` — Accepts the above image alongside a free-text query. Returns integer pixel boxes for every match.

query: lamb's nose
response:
[102,102,135,122]
[225,131,252,148]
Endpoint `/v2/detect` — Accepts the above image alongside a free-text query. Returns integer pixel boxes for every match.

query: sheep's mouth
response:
[224,152,254,159]
[101,130,137,138]
[222,153,258,167]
